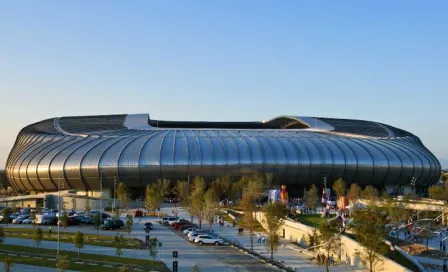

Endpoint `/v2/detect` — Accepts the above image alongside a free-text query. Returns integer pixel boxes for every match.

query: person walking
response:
[441,240,443,251]
[257,233,262,243]
[49,226,52,237]
[443,240,446,252]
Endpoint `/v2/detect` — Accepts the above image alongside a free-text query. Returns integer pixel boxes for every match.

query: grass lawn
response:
[290,214,327,228]
[3,227,144,249]
[0,244,169,271]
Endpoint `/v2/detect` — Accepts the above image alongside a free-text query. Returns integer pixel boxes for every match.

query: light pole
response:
[113,177,117,210]
[411,177,417,199]
[99,170,103,214]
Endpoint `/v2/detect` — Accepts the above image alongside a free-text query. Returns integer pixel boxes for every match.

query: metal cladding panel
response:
[353,139,389,185]
[185,133,201,166]
[393,140,432,185]
[208,132,226,166]
[387,140,425,184]
[160,130,175,177]
[139,131,168,179]
[27,136,66,190]
[368,140,402,185]
[256,137,275,172]
[174,133,189,166]
[244,136,264,172]
[98,136,135,187]
[377,140,415,185]
[118,133,155,187]
[329,138,357,182]
[37,138,82,190]
[265,137,287,176]
[221,137,238,166]
[286,138,311,182]
[298,138,322,181]
[232,135,251,171]
[339,138,373,185]
[319,138,345,181]
[64,138,105,190]
[197,134,214,166]
[50,137,95,190]
[307,138,334,181]
[81,138,122,190]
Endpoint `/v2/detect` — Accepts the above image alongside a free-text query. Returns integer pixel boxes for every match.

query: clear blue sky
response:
[0,1,447,168]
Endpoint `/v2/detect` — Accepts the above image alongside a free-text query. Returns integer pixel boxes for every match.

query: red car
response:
[173,222,191,230]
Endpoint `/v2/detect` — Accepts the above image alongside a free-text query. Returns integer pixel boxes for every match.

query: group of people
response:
[256,232,266,243]
[316,253,335,266]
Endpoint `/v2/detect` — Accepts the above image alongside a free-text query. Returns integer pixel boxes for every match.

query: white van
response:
[36,214,55,225]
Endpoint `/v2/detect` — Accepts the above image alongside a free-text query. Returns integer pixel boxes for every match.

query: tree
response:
[220,175,232,200]
[148,237,159,270]
[85,198,92,216]
[30,209,36,227]
[56,255,69,272]
[115,233,124,257]
[190,177,206,228]
[93,213,101,235]
[428,185,448,201]
[203,188,219,230]
[332,178,346,199]
[60,212,68,234]
[117,182,129,211]
[0,227,4,245]
[120,265,129,272]
[349,206,388,272]
[33,227,43,252]
[125,214,133,236]
[174,180,190,207]
[346,183,361,204]
[384,198,411,239]
[306,185,319,213]
[3,255,13,272]
[2,209,10,225]
[114,207,120,220]
[315,220,341,272]
[361,186,378,205]
[263,202,289,260]
[73,231,84,260]
[145,184,159,216]
[155,178,170,202]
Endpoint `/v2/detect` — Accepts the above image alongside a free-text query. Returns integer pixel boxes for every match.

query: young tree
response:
[155,178,171,202]
[346,183,361,204]
[115,233,124,257]
[315,220,341,272]
[306,185,319,213]
[93,212,101,235]
[120,265,129,272]
[30,209,37,227]
[190,177,206,228]
[85,198,92,216]
[60,212,68,234]
[148,237,159,270]
[73,231,84,260]
[126,214,133,236]
[114,207,120,220]
[203,188,219,230]
[33,227,43,252]
[117,182,129,211]
[174,180,190,207]
[220,174,232,200]
[0,227,4,245]
[56,254,69,272]
[2,209,10,226]
[3,255,13,272]
[361,186,378,205]
[349,206,388,272]
[145,184,159,216]
[332,178,346,198]
[240,192,257,251]
[263,202,289,260]
[428,185,448,201]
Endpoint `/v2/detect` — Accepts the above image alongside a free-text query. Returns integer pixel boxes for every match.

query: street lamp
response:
[113,177,117,210]
[411,177,417,199]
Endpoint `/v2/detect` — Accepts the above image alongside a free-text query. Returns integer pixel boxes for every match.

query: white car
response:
[183,228,197,235]
[194,234,224,245]
[22,218,33,224]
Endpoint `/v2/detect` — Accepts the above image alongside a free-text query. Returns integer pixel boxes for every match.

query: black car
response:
[102,219,124,230]
[144,222,153,231]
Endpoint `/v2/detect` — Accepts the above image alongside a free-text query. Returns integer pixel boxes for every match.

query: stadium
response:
[5,114,441,196]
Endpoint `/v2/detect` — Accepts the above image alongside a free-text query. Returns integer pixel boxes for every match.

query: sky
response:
[0,1,447,168]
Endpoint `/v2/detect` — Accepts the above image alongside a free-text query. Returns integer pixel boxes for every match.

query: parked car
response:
[187,229,213,238]
[179,225,195,231]
[22,218,33,224]
[194,235,224,246]
[172,222,190,229]
[183,228,198,235]
[102,219,124,230]
[12,215,29,224]
[167,217,179,225]
[134,210,143,217]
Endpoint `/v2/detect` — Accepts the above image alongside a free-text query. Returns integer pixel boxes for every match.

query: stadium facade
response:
[5,114,441,195]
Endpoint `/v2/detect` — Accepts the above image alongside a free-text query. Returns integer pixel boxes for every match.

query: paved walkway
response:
[0,262,77,272]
